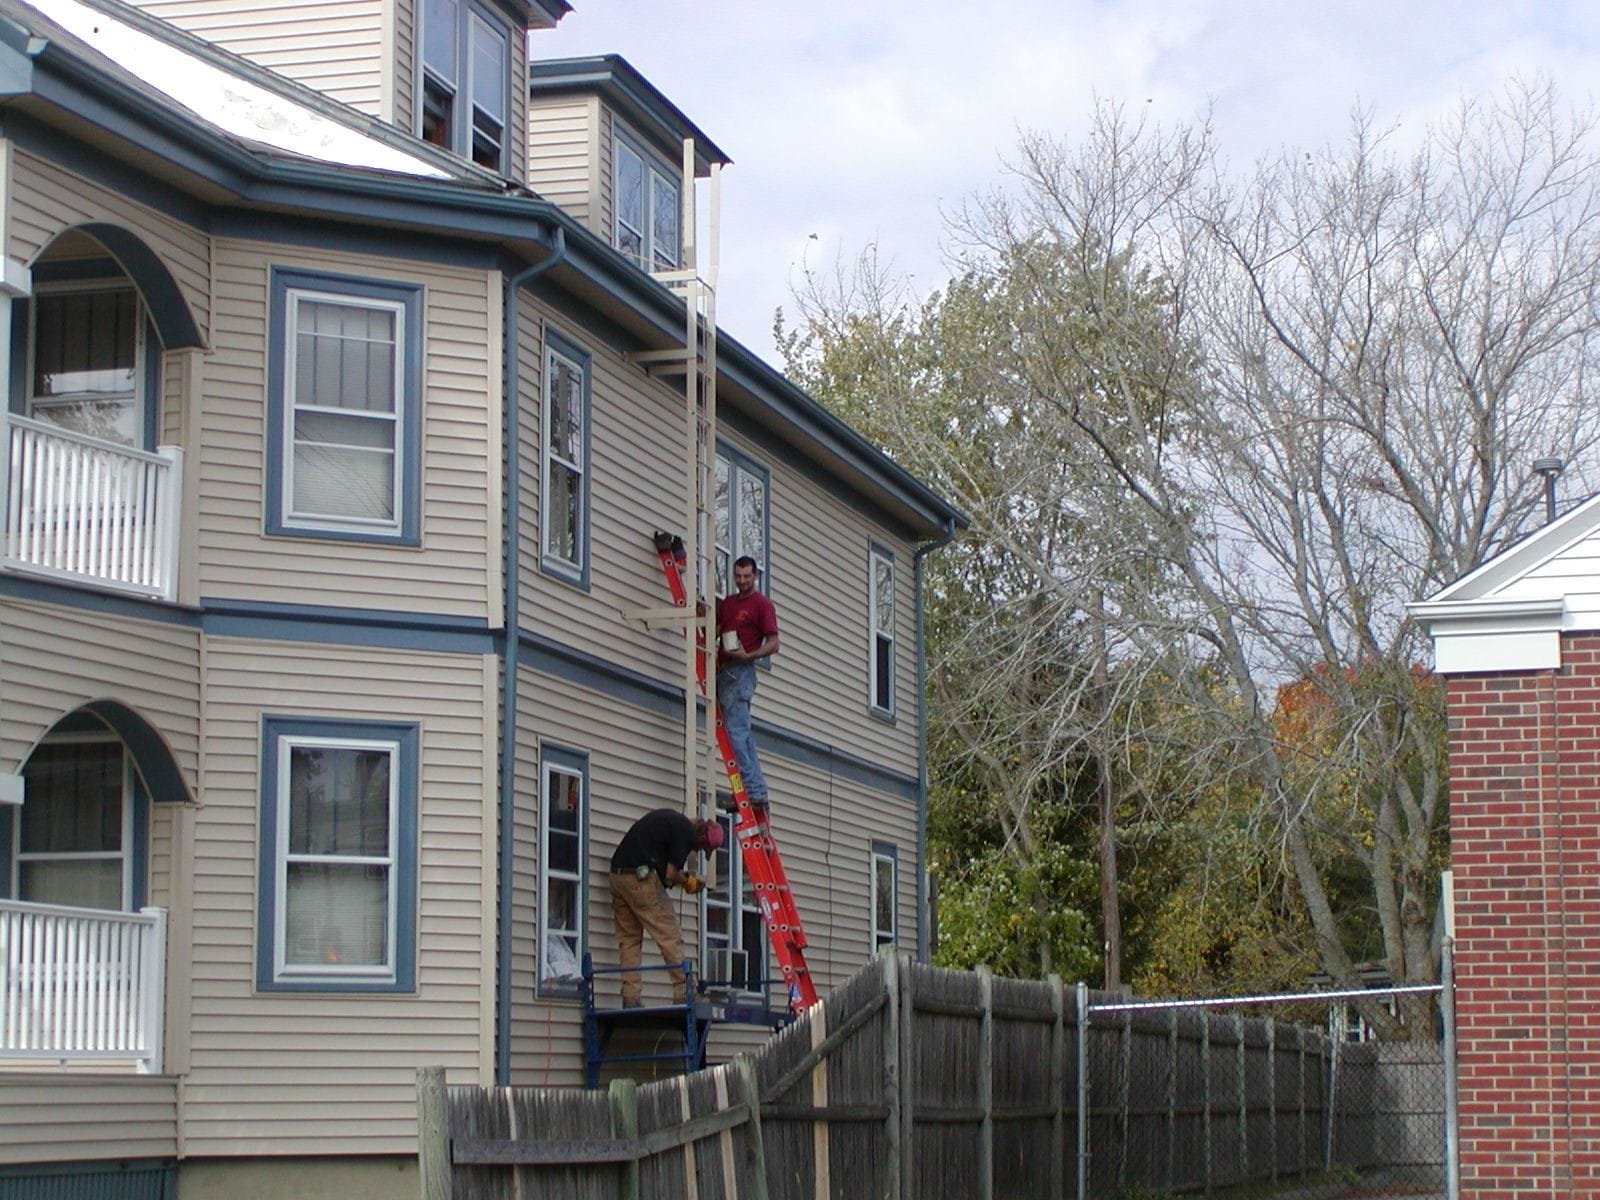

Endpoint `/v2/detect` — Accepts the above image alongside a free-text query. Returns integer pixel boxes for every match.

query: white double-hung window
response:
[268,270,421,544]
[538,747,588,995]
[258,718,419,992]
[541,329,591,583]
[614,134,681,273]
[869,544,896,715]
[420,0,511,172]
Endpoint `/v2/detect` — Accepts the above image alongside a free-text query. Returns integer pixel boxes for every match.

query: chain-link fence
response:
[1082,978,1452,1199]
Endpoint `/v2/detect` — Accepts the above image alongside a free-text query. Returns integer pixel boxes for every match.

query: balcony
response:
[1,412,183,602]
[0,900,167,1074]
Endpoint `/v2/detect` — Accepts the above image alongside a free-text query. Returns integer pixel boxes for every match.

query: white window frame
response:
[869,545,896,715]
[27,279,147,449]
[272,734,401,986]
[871,843,898,950]
[281,287,407,538]
[537,752,587,997]
[613,132,681,273]
[12,733,133,912]
[541,332,590,581]
[701,811,766,997]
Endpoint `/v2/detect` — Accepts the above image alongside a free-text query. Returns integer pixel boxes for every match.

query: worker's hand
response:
[680,874,704,895]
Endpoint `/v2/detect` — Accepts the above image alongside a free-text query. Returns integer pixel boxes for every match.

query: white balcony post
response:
[155,445,182,602]
[139,906,167,1075]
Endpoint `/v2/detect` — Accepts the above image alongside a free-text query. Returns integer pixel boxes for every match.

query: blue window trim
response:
[256,716,419,994]
[871,840,899,949]
[265,267,424,547]
[536,743,589,1000]
[417,0,515,176]
[539,326,592,589]
[869,541,897,720]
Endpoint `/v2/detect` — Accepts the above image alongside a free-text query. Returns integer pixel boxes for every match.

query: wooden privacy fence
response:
[419,953,1443,1200]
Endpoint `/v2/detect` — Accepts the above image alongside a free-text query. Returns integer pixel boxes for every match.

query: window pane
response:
[876,636,893,708]
[285,862,388,966]
[295,301,397,413]
[293,444,396,521]
[651,168,680,269]
[28,398,140,446]
[545,876,579,933]
[616,142,645,255]
[547,356,584,463]
[19,859,123,911]
[294,411,396,451]
[545,465,581,562]
[20,742,123,854]
[33,290,137,399]
[715,456,731,547]
[738,472,766,570]
[875,858,895,937]
[288,745,391,857]
[469,14,506,122]
[422,0,458,78]
[875,557,894,631]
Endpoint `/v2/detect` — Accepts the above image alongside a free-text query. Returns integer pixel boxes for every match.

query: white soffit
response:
[26,0,450,178]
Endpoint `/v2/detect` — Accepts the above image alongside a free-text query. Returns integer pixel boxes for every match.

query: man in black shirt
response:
[609,808,724,1007]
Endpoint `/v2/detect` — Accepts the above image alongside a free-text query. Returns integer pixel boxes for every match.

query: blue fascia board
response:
[528,54,730,171]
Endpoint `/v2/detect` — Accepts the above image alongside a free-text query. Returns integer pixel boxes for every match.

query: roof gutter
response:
[496,226,566,1086]
[913,516,958,961]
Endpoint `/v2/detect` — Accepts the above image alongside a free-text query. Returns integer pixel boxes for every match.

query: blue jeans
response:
[716,663,768,801]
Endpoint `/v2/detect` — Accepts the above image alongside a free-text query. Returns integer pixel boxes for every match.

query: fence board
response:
[429,956,1448,1200]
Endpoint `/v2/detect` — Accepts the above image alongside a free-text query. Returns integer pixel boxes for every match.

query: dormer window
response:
[615,133,680,272]
[421,0,510,173]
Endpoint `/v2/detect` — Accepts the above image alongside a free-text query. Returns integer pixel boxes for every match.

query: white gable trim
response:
[1427,491,1600,605]
[1409,597,1564,674]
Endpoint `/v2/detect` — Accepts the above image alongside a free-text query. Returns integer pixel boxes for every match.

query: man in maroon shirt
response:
[716,556,780,807]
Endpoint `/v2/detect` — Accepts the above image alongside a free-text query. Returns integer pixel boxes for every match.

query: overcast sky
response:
[536,2,1600,365]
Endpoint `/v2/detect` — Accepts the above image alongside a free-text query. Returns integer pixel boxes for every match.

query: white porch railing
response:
[0,900,167,1074]
[1,412,183,601]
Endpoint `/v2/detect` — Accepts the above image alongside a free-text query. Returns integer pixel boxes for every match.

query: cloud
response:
[539,0,1600,360]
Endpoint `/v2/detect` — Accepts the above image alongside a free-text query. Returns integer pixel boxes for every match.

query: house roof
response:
[0,0,963,540]
[528,54,731,174]
[1410,492,1600,674]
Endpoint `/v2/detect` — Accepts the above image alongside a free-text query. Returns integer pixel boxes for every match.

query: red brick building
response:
[1413,496,1600,1198]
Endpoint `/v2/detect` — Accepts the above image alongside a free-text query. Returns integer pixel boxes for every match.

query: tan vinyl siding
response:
[9,150,211,346]
[598,105,615,250]
[516,300,691,677]
[508,666,692,1085]
[506,667,918,1086]
[504,22,528,187]
[0,601,201,790]
[118,0,388,115]
[198,242,496,616]
[718,428,921,775]
[0,1076,178,1164]
[526,96,596,224]
[179,638,493,1155]
[392,0,415,130]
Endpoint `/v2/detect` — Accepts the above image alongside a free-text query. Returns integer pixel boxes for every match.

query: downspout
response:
[913,517,957,962]
[497,226,565,1086]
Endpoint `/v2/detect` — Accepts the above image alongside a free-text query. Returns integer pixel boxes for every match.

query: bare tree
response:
[791,81,1600,1031]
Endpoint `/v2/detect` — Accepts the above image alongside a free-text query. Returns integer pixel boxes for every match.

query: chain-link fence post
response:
[1442,938,1460,1200]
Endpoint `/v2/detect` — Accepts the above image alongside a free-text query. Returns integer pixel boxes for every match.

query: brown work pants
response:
[609,871,686,1005]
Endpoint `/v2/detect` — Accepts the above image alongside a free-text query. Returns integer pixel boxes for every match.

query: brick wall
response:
[1447,632,1600,1198]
